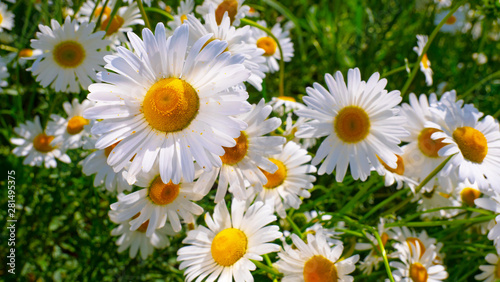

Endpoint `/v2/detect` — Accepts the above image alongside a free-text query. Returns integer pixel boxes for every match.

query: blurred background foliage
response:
[1,0,499,281]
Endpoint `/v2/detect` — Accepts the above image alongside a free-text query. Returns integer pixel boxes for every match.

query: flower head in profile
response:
[0,3,14,32]
[296,68,408,182]
[413,35,433,86]
[196,0,250,27]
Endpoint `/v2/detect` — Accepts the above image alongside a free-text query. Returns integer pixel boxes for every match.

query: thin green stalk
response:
[144,7,175,21]
[93,0,110,32]
[361,188,410,221]
[88,0,100,22]
[374,230,395,282]
[459,70,500,99]
[0,45,18,52]
[136,0,151,30]
[386,214,496,228]
[414,154,454,194]
[286,214,303,238]
[251,260,282,277]
[104,0,123,34]
[241,18,285,98]
[381,64,414,77]
[400,0,465,96]
[401,206,492,223]
[20,0,34,47]
[338,181,375,214]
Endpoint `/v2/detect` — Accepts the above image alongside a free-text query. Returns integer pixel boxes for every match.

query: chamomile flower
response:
[475,249,500,282]
[81,141,132,193]
[296,68,408,182]
[374,145,418,190]
[84,23,252,185]
[185,9,266,90]
[0,3,14,32]
[253,141,316,218]
[167,0,195,34]
[391,242,448,282]
[49,98,95,150]
[30,16,110,93]
[177,200,282,282]
[453,178,482,207]
[268,95,306,116]
[10,116,71,168]
[78,0,144,47]
[196,0,250,26]
[389,226,444,264]
[194,99,285,202]
[412,176,460,219]
[249,20,294,73]
[246,6,260,17]
[428,92,500,190]
[283,113,317,149]
[475,191,500,244]
[276,229,360,281]
[413,35,433,86]
[110,163,204,236]
[0,59,7,91]
[109,211,177,260]
[435,5,467,33]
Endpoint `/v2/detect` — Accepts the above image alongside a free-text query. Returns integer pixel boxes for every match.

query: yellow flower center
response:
[278,96,296,102]
[165,6,172,13]
[142,78,199,132]
[95,6,125,36]
[334,106,370,143]
[496,259,500,279]
[261,158,287,188]
[303,255,338,282]
[249,7,256,13]
[377,154,405,175]
[66,116,89,135]
[131,213,150,233]
[421,54,430,69]
[257,37,277,56]
[220,132,248,165]
[53,41,86,68]
[460,187,481,207]
[104,142,119,157]
[148,177,180,205]
[0,13,3,25]
[215,0,239,25]
[211,228,248,266]
[180,14,188,23]
[410,262,428,282]
[33,133,55,153]
[418,128,446,158]
[19,49,34,58]
[407,237,426,258]
[452,126,488,163]
[446,15,457,25]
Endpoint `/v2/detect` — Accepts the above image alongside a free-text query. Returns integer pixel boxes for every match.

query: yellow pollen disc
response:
[496,260,500,279]
[148,177,181,205]
[33,133,55,153]
[19,49,34,58]
[165,6,172,13]
[215,0,238,25]
[410,262,428,282]
[460,187,481,207]
[381,232,389,246]
[446,15,457,25]
[278,96,296,102]
[0,13,3,24]
[257,37,277,56]
[142,78,199,132]
[94,7,124,35]
[334,106,370,143]
[452,126,488,163]
[220,132,248,165]
[422,54,430,69]
[418,128,446,158]
[104,142,119,157]
[261,158,287,188]
[53,40,86,68]
[66,116,89,135]
[303,255,338,282]
[180,14,188,23]
[407,237,426,258]
[377,154,405,175]
[249,7,255,13]
[211,228,248,266]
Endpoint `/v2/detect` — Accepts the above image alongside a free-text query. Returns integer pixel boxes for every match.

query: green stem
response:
[381,64,414,77]
[136,0,151,30]
[361,188,410,221]
[286,214,303,238]
[401,206,492,223]
[386,214,496,228]
[0,44,18,52]
[414,154,454,194]
[144,7,175,21]
[400,0,465,96]
[93,0,110,32]
[459,70,500,99]
[374,230,395,282]
[241,18,285,98]
[251,260,282,277]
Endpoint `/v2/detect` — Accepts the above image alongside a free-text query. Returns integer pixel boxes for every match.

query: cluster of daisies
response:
[4,0,500,281]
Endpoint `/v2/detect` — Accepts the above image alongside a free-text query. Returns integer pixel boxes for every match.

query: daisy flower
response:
[109,210,177,260]
[373,145,418,190]
[412,176,460,219]
[388,226,445,264]
[0,3,14,32]
[246,6,260,17]
[81,141,132,193]
[110,162,204,236]
[0,59,8,91]
[475,191,500,244]
[30,16,110,93]
[391,242,448,282]
[428,92,500,190]
[283,113,317,149]
[253,141,316,218]
[49,98,95,150]
[435,5,467,33]
[84,23,252,185]
[453,178,482,207]
[268,95,306,116]
[167,0,195,34]
[196,0,250,26]
[10,116,71,168]
[177,200,282,282]
[249,20,294,73]
[295,68,408,182]
[475,249,500,282]
[194,99,285,202]
[413,35,433,86]
[186,9,266,91]
[78,0,144,47]
[275,229,360,281]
